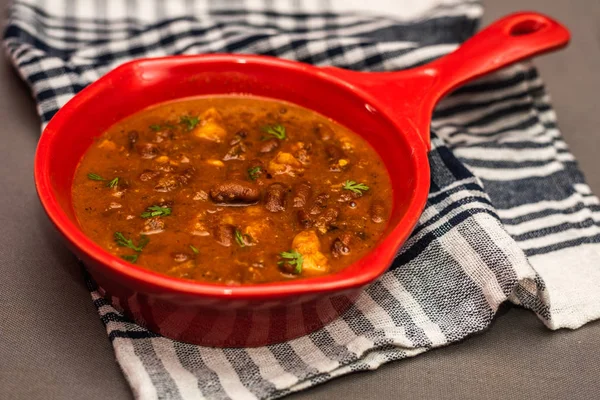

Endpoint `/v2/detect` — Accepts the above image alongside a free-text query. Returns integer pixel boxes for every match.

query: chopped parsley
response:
[342,180,369,195]
[248,166,262,181]
[149,123,177,132]
[234,229,252,247]
[106,177,119,188]
[114,232,149,252]
[278,250,304,274]
[141,205,172,218]
[87,173,105,181]
[88,173,120,188]
[261,124,286,140]
[180,115,200,131]
[189,245,199,254]
[121,254,139,263]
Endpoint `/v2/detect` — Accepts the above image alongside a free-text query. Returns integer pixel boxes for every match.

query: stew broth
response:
[72,96,392,284]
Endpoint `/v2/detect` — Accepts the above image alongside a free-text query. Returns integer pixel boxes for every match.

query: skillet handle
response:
[426,12,570,103]
[322,12,569,151]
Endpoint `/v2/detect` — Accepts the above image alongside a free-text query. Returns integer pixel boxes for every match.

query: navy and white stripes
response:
[6,0,600,399]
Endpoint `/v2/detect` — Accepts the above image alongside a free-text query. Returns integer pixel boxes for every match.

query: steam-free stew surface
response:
[72,96,392,284]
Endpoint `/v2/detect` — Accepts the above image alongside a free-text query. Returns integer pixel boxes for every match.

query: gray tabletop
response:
[1,1,599,399]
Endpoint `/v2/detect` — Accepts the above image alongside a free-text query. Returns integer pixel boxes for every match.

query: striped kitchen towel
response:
[5,0,600,399]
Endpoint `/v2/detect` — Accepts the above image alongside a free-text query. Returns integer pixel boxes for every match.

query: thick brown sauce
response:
[72,96,392,284]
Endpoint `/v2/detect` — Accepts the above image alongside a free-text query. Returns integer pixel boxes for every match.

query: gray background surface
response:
[1,1,599,399]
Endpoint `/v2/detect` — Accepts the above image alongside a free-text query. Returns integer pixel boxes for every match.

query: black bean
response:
[331,232,352,258]
[264,183,288,213]
[292,182,312,208]
[210,181,261,205]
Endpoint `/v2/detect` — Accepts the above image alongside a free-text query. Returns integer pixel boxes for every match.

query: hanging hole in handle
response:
[509,18,549,36]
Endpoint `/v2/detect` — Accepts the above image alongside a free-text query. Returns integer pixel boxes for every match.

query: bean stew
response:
[72,96,393,284]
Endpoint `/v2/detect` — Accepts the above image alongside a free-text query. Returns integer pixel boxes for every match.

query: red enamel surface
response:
[34,12,569,346]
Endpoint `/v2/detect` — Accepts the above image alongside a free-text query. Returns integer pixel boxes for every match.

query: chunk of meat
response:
[331,232,352,258]
[139,169,160,182]
[154,176,179,192]
[264,183,288,213]
[291,230,329,274]
[309,193,329,215]
[370,200,386,224]
[292,182,312,208]
[223,143,246,161]
[268,152,304,176]
[214,224,235,247]
[314,207,339,234]
[193,190,209,201]
[337,190,361,203]
[210,181,261,205]
[297,209,313,229]
[258,138,279,153]
[177,167,195,186]
[154,167,195,192]
[192,108,227,142]
[291,142,311,165]
[142,217,165,235]
[137,143,159,159]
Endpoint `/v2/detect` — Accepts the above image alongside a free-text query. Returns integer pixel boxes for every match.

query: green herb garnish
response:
[150,123,177,132]
[114,232,149,252]
[234,229,253,247]
[342,180,369,195]
[190,245,199,254]
[141,205,172,218]
[87,173,105,181]
[248,166,261,181]
[278,250,304,274]
[180,115,200,131]
[261,124,286,140]
[121,254,139,263]
[106,177,119,188]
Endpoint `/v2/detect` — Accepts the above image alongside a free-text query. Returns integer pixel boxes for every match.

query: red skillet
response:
[35,12,569,346]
